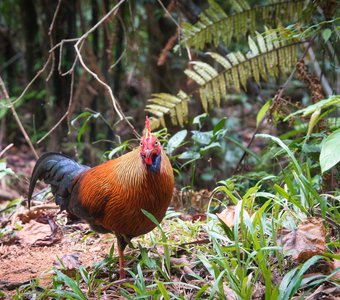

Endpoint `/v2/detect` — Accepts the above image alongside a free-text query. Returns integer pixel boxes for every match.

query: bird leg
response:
[116,234,131,280]
[117,245,126,279]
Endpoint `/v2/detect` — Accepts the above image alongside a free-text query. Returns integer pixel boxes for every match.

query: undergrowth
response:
[6,131,340,299]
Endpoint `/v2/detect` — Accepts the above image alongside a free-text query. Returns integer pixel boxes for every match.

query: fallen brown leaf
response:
[17,220,51,244]
[11,204,59,228]
[330,252,340,281]
[304,283,340,300]
[222,284,237,300]
[179,212,206,222]
[277,217,326,262]
[216,206,237,228]
[16,214,62,246]
[54,253,81,278]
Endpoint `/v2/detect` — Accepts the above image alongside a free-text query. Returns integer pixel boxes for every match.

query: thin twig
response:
[37,72,75,143]
[0,76,38,159]
[179,238,210,247]
[72,0,140,138]
[46,0,140,138]
[156,0,180,28]
[48,0,62,35]
[46,0,62,82]
[37,112,69,144]
[0,143,14,158]
[233,116,268,174]
[5,55,52,108]
[109,14,127,70]
[234,39,316,173]
[37,0,65,141]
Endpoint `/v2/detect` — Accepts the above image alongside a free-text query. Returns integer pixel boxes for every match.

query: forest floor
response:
[0,147,339,299]
[0,146,211,298]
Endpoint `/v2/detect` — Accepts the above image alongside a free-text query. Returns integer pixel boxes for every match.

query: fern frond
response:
[146,91,190,127]
[146,28,300,127]
[182,0,307,51]
[189,30,299,111]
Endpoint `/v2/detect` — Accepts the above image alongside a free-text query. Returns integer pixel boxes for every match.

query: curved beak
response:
[144,149,153,165]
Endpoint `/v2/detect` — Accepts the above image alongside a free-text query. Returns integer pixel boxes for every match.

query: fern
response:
[182,0,307,51]
[145,91,190,128]
[146,29,300,125]
[188,32,298,111]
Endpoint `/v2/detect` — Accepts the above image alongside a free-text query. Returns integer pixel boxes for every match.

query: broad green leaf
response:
[201,142,221,153]
[285,95,340,120]
[279,256,323,300]
[213,117,227,135]
[192,130,213,145]
[166,130,187,155]
[193,113,208,126]
[178,150,200,160]
[77,117,91,143]
[320,129,340,173]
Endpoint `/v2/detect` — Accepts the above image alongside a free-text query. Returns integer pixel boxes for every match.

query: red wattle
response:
[145,156,152,165]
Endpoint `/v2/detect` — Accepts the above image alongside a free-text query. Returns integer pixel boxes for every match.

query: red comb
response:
[145,116,151,137]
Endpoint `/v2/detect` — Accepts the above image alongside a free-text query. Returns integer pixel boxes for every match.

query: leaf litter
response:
[277,217,326,262]
[0,153,339,299]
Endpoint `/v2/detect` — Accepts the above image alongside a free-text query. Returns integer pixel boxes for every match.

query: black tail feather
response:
[28,152,90,209]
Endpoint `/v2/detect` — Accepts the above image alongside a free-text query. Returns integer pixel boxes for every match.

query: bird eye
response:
[154,141,159,146]
[140,142,143,146]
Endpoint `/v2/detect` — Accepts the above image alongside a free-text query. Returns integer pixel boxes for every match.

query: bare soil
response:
[0,220,115,295]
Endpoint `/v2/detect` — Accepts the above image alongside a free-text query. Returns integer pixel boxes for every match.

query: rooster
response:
[27,117,174,279]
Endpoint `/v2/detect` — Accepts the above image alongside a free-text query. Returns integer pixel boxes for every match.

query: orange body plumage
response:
[70,148,174,237]
[28,118,174,279]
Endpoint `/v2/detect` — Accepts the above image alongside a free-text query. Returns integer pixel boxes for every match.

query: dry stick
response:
[47,0,140,138]
[6,55,52,108]
[73,0,140,138]
[0,143,14,158]
[156,0,192,61]
[37,72,75,144]
[48,0,62,35]
[74,46,135,131]
[0,76,38,159]
[109,14,127,70]
[37,113,69,144]
[52,0,125,76]
[45,0,62,82]
[156,0,180,28]
[234,39,315,173]
[36,1,66,142]
[39,11,115,143]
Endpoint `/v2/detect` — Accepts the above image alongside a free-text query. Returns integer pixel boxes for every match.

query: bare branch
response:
[48,0,62,35]
[5,55,52,108]
[46,0,140,138]
[0,143,14,158]
[37,71,75,144]
[0,76,38,159]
